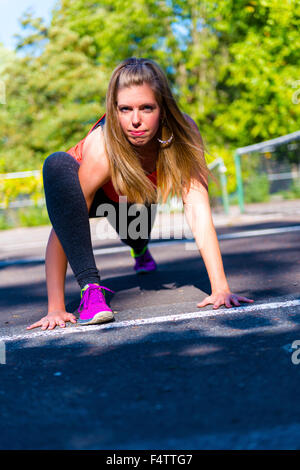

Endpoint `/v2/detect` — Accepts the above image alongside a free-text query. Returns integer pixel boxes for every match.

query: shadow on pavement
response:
[1,317,300,450]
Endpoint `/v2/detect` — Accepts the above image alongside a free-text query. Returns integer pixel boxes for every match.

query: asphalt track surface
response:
[0,217,300,450]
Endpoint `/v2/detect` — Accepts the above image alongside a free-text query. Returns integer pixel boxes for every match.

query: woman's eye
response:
[119,106,154,112]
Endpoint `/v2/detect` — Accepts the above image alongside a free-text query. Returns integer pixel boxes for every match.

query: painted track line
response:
[1,224,300,267]
[1,299,300,344]
[217,225,300,240]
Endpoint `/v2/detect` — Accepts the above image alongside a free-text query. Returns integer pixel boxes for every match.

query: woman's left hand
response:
[197,290,254,309]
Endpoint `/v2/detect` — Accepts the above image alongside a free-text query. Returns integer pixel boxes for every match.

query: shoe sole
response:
[78,311,115,326]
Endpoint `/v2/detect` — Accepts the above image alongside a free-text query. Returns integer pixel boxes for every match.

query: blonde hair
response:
[103,57,216,204]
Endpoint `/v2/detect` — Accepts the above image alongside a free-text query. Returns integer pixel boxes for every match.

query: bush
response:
[18,205,50,227]
[244,173,270,203]
[0,205,50,230]
[0,171,44,209]
[0,213,13,230]
[281,180,300,200]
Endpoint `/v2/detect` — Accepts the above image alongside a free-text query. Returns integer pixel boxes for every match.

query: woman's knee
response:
[43,151,78,180]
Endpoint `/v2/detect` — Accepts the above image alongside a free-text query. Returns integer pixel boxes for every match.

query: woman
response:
[27,57,254,331]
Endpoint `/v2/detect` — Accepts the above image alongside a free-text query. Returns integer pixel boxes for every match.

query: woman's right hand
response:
[27,310,77,330]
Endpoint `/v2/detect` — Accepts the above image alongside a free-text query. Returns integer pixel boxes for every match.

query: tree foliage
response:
[0,0,299,184]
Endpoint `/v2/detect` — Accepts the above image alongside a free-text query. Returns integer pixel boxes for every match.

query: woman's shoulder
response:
[82,125,109,167]
[83,124,104,150]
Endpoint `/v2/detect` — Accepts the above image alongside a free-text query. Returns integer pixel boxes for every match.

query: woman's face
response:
[116,82,161,148]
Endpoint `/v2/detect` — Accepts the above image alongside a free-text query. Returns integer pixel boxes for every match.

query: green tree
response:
[211,0,300,146]
[0,0,178,172]
[0,0,299,186]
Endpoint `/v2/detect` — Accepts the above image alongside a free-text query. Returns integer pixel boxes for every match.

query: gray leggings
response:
[43,152,156,289]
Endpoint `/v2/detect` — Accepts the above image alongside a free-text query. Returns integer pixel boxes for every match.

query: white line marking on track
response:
[93,246,130,255]
[217,225,300,239]
[1,241,47,250]
[1,225,300,266]
[0,257,45,266]
[1,299,300,344]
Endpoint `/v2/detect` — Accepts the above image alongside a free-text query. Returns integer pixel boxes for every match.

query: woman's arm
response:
[46,227,68,312]
[183,183,230,293]
[78,126,111,206]
[182,116,254,309]
[183,177,254,309]
[27,127,112,330]
[46,125,111,306]
[27,227,78,330]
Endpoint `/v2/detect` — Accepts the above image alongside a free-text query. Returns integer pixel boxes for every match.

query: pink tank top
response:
[65,114,157,202]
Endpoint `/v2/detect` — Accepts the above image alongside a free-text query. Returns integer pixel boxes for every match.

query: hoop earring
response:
[157,118,174,146]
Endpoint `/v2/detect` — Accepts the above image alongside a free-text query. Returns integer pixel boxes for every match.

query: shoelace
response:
[78,285,115,312]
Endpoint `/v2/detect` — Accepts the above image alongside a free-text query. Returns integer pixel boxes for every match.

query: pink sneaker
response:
[77,283,115,325]
[130,245,157,274]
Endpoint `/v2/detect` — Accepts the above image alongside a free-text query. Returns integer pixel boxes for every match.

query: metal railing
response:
[0,170,44,210]
[0,158,230,214]
[234,131,300,213]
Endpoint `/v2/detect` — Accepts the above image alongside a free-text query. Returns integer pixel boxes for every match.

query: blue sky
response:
[0,0,57,50]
